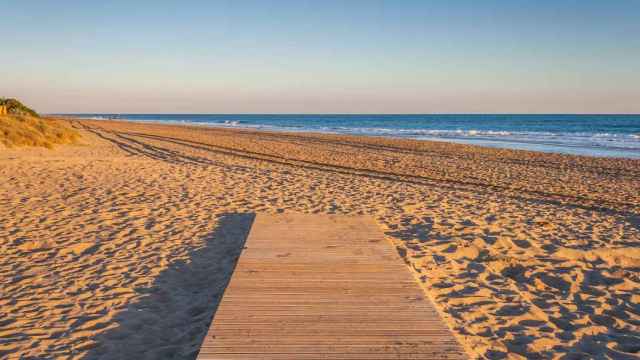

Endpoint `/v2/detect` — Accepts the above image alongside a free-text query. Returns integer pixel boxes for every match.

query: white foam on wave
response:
[327,127,518,138]
[222,120,241,126]
[321,127,640,151]
[320,127,516,137]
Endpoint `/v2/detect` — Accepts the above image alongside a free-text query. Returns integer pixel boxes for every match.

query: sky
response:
[1,0,639,114]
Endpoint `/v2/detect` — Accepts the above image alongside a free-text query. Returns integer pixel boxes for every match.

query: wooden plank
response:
[196,214,466,359]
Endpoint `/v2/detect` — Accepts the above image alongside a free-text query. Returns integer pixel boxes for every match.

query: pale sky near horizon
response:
[1,0,639,114]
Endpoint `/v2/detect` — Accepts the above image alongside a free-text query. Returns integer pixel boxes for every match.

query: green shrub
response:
[0,98,39,117]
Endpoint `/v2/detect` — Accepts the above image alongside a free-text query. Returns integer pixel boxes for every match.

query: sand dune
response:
[1,119,639,359]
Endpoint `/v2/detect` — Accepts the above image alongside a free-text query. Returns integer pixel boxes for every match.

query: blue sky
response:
[1,0,639,113]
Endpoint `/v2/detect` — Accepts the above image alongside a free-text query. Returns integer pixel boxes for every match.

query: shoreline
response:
[53,114,640,159]
[52,116,640,161]
[2,118,639,359]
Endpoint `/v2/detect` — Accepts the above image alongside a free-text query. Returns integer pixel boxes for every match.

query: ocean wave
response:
[305,127,640,151]
[333,127,640,140]
[205,122,640,150]
[321,127,517,137]
[221,120,241,126]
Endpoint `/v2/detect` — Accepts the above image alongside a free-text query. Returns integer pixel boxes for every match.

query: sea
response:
[61,114,640,159]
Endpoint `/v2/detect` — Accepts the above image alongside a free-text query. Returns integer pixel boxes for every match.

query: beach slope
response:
[1,119,639,359]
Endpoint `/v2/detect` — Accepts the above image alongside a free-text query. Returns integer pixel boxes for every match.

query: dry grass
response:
[0,115,79,148]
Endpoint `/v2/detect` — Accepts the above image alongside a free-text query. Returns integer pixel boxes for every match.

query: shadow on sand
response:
[82,213,254,360]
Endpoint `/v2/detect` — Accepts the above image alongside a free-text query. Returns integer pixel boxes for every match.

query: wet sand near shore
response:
[1,119,639,359]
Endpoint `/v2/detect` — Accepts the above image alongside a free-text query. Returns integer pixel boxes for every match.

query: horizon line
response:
[49,112,640,116]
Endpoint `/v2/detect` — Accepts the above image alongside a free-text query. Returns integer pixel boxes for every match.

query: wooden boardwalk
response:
[197,214,466,359]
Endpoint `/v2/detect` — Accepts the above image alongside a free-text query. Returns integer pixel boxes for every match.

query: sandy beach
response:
[1,118,639,359]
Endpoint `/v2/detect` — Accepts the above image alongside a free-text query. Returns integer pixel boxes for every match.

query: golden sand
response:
[1,119,639,359]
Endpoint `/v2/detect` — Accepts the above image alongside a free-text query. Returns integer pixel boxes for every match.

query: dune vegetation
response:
[0,98,79,148]
[0,115,80,148]
[0,97,39,117]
